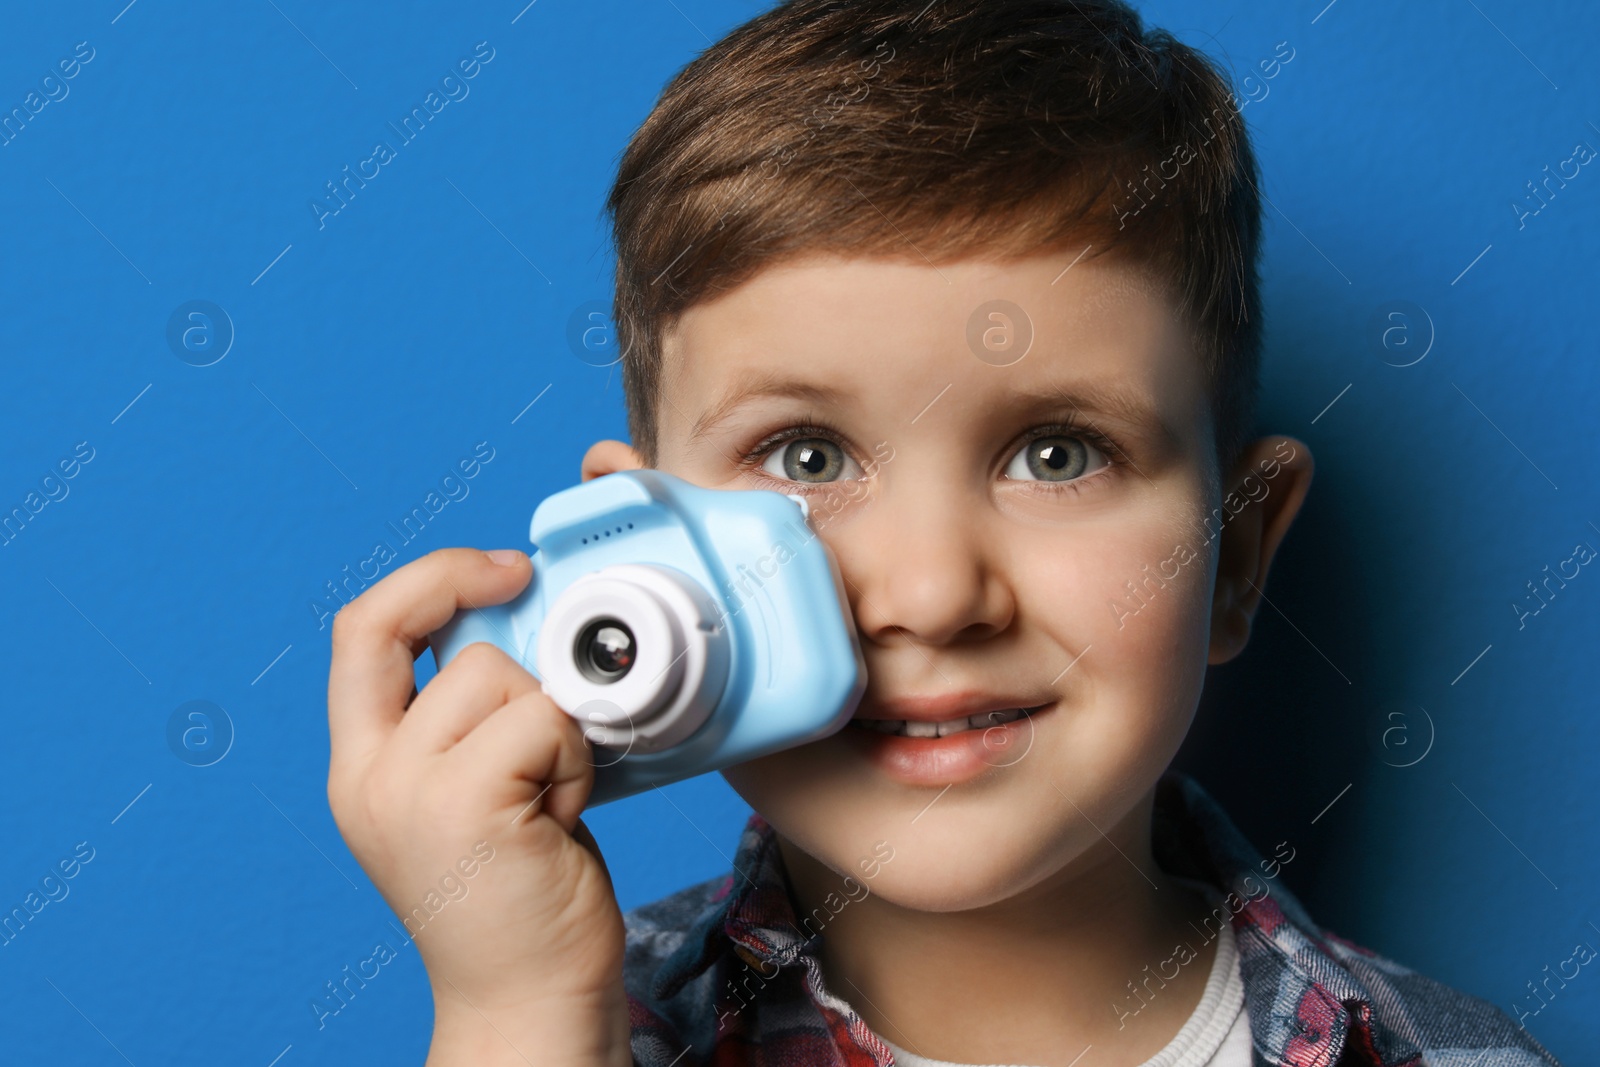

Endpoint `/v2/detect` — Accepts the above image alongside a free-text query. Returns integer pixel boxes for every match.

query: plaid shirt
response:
[621,772,1562,1066]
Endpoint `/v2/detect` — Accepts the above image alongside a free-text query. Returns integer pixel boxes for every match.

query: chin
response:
[853,831,1081,913]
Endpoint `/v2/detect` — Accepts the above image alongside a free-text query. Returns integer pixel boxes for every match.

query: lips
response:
[851,707,1032,737]
[844,698,1055,786]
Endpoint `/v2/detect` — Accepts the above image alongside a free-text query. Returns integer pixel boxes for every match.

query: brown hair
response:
[603,0,1264,476]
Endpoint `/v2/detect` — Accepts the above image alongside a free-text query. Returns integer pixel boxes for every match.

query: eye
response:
[760,436,862,484]
[1002,433,1108,483]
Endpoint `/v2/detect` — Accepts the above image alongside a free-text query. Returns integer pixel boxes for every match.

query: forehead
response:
[657,250,1207,448]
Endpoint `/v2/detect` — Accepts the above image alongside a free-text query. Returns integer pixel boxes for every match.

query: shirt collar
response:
[649,770,1404,1065]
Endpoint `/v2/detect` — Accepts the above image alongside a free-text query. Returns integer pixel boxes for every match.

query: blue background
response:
[1,0,1595,1061]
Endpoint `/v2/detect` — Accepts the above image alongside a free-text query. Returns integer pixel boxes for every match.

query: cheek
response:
[1021,497,1214,651]
[721,752,879,883]
[1017,503,1216,764]
[1091,523,1213,664]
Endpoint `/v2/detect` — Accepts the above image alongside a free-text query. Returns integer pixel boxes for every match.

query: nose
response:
[838,481,1016,648]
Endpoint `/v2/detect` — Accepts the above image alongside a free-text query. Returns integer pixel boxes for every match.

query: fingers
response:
[396,641,542,755]
[444,689,596,834]
[327,547,531,774]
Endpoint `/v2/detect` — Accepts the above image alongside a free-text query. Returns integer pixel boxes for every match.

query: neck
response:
[774,788,1221,1066]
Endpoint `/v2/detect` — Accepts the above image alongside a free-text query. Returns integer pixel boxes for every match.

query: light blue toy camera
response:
[426,470,866,806]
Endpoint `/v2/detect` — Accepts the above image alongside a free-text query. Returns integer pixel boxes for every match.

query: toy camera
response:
[426,469,866,806]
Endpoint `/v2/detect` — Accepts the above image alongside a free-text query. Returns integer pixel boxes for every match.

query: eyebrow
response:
[688,371,1181,452]
[1004,381,1180,451]
[688,372,851,441]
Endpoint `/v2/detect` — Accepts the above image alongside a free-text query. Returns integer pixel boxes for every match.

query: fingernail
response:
[484,549,525,567]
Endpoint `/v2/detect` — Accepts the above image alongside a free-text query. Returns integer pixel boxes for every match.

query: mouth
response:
[842,697,1054,786]
[849,706,1037,738]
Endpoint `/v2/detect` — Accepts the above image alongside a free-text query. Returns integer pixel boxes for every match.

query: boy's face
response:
[585,249,1309,911]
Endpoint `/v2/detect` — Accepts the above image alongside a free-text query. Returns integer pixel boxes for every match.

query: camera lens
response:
[575,618,636,684]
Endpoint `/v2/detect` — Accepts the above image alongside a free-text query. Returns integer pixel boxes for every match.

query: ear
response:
[1208,435,1315,665]
[580,439,648,483]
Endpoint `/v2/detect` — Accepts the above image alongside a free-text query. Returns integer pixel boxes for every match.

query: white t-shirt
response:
[870,922,1251,1067]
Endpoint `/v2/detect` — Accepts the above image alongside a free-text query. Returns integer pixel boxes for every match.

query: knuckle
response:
[326,776,346,826]
[328,767,383,859]
[424,546,473,573]
[329,599,372,652]
[452,640,510,676]
[517,688,578,745]
[448,641,540,692]
[456,639,504,666]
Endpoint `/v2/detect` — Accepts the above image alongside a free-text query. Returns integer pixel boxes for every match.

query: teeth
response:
[855,707,1032,738]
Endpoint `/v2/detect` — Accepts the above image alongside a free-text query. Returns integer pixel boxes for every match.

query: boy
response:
[324,2,1562,1064]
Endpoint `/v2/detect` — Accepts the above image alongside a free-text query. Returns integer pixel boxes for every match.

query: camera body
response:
[426,469,866,806]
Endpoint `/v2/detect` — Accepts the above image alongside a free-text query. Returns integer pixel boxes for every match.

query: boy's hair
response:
[604,0,1264,477]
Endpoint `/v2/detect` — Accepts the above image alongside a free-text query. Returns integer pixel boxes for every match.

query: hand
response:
[326,547,632,1065]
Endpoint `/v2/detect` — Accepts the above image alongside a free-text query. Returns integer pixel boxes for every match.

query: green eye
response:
[1003,434,1105,482]
[761,436,858,484]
